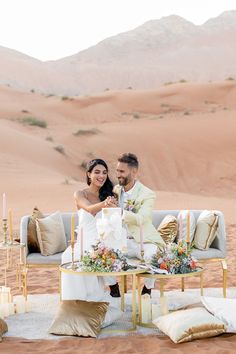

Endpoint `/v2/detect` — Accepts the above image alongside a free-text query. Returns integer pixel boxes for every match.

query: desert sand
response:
[1,81,236,352]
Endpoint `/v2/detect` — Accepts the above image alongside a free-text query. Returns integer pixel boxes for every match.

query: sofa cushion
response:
[26,252,62,265]
[36,211,67,256]
[157,215,178,244]
[194,210,218,250]
[177,210,196,243]
[27,207,44,253]
[48,299,109,337]
[153,307,226,343]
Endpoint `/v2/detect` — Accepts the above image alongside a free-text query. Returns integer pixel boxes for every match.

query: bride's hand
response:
[104,196,118,207]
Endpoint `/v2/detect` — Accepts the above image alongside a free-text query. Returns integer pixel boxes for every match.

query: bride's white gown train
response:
[61,209,106,301]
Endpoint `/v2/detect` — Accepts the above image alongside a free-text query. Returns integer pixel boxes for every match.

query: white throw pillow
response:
[153,307,226,343]
[101,305,123,328]
[177,210,196,243]
[201,296,236,333]
[194,210,218,250]
[36,211,67,256]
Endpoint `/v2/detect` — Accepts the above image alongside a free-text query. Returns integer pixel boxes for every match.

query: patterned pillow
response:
[157,215,178,244]
[153,307,226,343]
[27,206,44,252]
[49,300,109,337]
[177,210,196,243]
[194,210,218,250]
[0,318,8,342]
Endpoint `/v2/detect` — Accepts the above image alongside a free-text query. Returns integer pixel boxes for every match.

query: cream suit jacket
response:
[114,181,165,247]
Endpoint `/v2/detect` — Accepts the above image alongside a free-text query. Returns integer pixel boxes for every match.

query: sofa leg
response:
[181,278,185,292]
[221,260,227,298]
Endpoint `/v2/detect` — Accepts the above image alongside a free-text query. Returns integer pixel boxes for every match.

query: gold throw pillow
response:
[0,318,8,342]
[157,215,178,244]
[194,210,219,250]
[36,211,67,256]
[48,300,109,337]
[153,307,226,343]
[27,206,44,252]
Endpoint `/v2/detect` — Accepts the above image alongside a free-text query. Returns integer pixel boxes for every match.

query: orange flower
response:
[160,262,168,270]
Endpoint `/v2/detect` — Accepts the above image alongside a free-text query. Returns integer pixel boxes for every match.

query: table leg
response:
[200,272,204,296]
[132,274,137,329]
[120,275,125,312]
[181,278,185,292]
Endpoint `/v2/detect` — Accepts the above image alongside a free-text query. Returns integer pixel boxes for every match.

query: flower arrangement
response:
[81,241,129,272]
[151,240,197,274]
[125,199,141,213]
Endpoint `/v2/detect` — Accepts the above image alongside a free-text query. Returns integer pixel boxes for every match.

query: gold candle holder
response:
[1,219,8,246]
[140,249,145,264]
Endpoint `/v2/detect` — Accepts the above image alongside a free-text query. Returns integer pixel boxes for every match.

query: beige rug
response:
[5,288,236,340]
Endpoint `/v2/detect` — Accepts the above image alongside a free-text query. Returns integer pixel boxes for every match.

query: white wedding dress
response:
[61,209,106,301]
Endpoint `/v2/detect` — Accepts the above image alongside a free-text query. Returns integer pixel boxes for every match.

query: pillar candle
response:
[2,193,7,219]
[160,296,169,315]
[80,227,84,260]
[151,303,161,320]
[186,211,190,243]
[0,304,6,318]
[8,302,15,316]
[14,296,26,314]
[8,209,13,242]
[140,222,144,253]
[141,294,152,323]
[71,213,75,244]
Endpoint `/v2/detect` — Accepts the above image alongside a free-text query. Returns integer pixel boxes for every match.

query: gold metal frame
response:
[197,258,227,298]
[137,267,204,327]
[59,262,147,331]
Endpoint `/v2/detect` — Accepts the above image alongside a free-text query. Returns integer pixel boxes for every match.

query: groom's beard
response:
[118,175,131,186]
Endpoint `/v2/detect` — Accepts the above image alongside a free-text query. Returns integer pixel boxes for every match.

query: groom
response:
[111,152,165,296]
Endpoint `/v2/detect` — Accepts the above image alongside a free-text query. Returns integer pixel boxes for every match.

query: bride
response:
[61,158,120,301]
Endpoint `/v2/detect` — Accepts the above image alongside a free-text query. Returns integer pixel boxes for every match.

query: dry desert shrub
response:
[54,145,65,155]
[19,116,47,128]
[73,128,100,136]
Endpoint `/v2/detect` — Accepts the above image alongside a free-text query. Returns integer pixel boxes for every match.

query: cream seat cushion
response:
[153,307,226,343]
[157,215,178,244]
[194,210,218,250]
[201,296,236,333]
[36,211,67,256]
[177,210,196,243]
[49,299,109,337]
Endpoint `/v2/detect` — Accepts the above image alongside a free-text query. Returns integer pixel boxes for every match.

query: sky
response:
[0,0,235,61]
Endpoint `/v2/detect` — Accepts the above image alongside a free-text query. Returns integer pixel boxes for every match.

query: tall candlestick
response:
[8,209,13,243]
[186,211,190,243]
[70,213,75,244]
[80,227,84,261]
[2,193,7,219]
[140,221,144,261]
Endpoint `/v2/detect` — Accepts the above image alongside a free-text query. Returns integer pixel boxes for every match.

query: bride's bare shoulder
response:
[74,188,89,199]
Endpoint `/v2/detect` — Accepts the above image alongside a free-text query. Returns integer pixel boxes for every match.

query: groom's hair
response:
[118,153,139,169]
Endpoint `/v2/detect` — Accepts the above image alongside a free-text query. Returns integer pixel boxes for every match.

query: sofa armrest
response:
[20,215,30,256]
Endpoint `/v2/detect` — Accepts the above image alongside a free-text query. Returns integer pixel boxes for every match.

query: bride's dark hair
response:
[86,159,114,201]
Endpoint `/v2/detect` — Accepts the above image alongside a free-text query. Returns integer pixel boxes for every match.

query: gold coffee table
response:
[60,262,147,330]
[137,267,204,327]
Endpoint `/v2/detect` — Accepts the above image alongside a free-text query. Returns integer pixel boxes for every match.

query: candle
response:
[141,294,152,323]
[8,209,13,242]
[179,213,183,240]
[151,303,161,320]
[160,296,169,315]
[2,193,7,219]
[80,227,84,260]
[186,210,190,243]
[140,222,144,254]
[8,302,15,315]
[14,295,26,314]
[71,213,75,244]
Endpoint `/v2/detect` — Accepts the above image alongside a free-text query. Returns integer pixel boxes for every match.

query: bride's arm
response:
[74,191,106,215]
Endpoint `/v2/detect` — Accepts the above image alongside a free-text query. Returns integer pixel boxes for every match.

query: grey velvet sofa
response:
[20,210,227,297]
